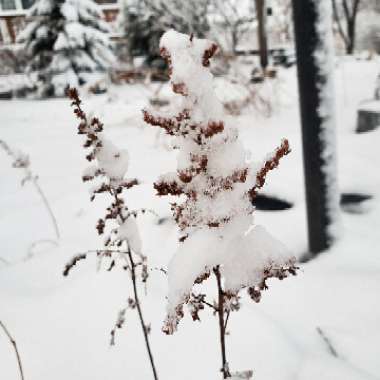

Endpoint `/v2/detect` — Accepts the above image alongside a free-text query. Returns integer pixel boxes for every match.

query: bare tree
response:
[331,0,362,54]
[210,0,255,53]
[271,0,294,44]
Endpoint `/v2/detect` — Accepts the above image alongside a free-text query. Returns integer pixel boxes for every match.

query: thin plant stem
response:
[113,191,158,380]
[26,239,58,260]
[0,257,10,266]
[224,310,230,331]
[32,178,60,240]
[0,320,25,380]
[0,139,60,243]
[316,327,339,358]
[214,266,231,379]
[127,250,159,380]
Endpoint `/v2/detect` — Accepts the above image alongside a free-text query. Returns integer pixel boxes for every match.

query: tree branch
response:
[352,0,361,17]
[331,0,349,47]
[342,0,351,19]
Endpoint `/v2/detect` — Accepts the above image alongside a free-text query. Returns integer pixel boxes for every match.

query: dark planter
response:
[356,102,380,133]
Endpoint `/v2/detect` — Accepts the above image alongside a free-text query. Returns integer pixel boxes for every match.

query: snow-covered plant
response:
[65,88,158,380]
[118,0,164,67]
[0,139,60,255]
[18,0,115,97]
[143,30,298,378]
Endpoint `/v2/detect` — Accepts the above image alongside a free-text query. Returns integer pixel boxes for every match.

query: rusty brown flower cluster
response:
[66,88,158,380]
[143,32,298,379]
[67,87,141,252]
[247,258,299,303]
[144,39,290,244]
[249,138,291,201]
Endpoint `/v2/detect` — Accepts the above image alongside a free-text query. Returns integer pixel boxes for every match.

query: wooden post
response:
[292,0,339,256]
[255,0,268,70]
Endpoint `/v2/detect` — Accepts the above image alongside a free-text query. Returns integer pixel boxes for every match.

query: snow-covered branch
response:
[144,29,298,378]
[67,88,158,380]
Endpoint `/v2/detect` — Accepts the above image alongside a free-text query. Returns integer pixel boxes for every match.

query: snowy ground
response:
[1,57,379,380]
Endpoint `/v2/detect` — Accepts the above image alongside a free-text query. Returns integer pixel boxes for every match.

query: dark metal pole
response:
[255,0,268,70]
[292,0,339,256]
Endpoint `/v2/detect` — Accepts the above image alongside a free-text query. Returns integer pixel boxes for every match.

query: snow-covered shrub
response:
[66,88,158,380]
[18,0,115,97]
[143,30,298,378]
[119,0,209,67]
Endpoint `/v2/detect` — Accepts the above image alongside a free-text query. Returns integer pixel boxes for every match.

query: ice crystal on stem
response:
[143,30,297,378]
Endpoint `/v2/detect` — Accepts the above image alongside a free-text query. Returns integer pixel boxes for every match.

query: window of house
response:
[0,0,17,10]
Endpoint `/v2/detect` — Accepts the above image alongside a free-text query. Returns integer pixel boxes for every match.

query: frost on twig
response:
[66,88,158,380]
[144,30,297,378]
[0,139,60,255]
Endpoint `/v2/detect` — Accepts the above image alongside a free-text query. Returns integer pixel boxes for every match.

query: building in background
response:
[0,0,121,45]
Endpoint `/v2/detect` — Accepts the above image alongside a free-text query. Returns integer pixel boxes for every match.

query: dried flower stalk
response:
[66,88,158,380]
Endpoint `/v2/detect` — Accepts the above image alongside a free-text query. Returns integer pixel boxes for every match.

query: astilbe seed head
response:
[143,31,297,335]
[66,87,143,269]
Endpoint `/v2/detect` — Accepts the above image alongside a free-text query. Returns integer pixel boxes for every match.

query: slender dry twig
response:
[224,310,230,331]
[0,139,60,243]
[63,249,133,277]
[127,249,158,380]
[214,266,231,379]
[26,239,59,260]
[31,178,60,240]
[200,298,218,312]
[0,320,25,380]
[0,257,10,266]
[316,326,339,358]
